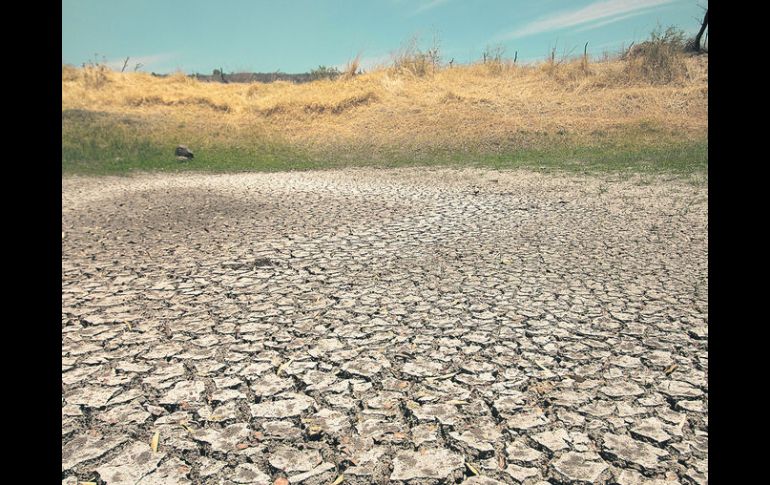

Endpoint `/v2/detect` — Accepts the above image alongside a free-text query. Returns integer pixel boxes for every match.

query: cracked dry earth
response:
[62,169,708,485]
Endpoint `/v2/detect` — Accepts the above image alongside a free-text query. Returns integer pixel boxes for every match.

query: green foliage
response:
[62,110,707,177]
[309,65,341,81]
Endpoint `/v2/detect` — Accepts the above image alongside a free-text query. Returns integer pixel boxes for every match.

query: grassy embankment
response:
[62,35,707,177]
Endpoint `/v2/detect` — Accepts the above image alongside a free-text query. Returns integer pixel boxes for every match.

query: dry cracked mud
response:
[62,168,708,485]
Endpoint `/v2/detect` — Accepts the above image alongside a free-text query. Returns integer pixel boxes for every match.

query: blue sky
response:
[62,0,707,74]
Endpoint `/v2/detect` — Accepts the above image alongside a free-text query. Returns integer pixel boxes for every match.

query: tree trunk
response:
[693,9,708,52]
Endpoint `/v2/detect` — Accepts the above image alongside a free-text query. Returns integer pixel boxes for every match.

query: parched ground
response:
[62,169,707,485]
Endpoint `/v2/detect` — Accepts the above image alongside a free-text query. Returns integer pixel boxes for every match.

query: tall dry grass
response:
[622,27,690,84]
[62,47,707,155]
[391,35,442,77]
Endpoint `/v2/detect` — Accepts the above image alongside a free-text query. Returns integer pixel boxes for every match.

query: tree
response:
[689,8,708,52]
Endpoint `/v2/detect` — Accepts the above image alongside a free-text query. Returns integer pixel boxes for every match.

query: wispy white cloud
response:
[572,11,650,33]
[494,0,677,41]
[105,53,176,71]
[412,0,450,16]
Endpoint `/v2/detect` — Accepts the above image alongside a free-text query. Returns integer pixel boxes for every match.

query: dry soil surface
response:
[62,169,708,485]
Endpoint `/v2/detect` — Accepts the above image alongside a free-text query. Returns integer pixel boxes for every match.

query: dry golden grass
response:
[62,56,707,153]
